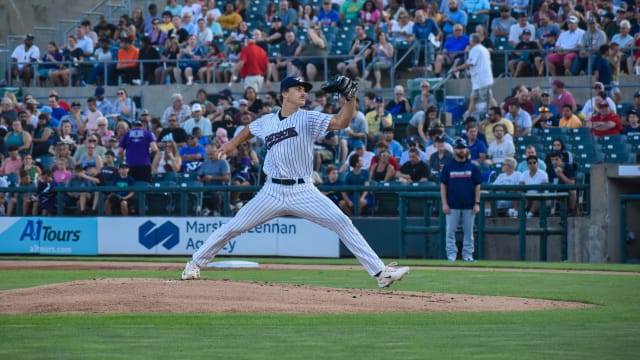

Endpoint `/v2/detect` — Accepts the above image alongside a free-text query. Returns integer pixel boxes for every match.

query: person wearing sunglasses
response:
[519,155,548,218]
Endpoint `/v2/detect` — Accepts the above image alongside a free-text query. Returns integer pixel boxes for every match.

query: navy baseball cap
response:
[280,76,313,93]
[453,138,468,149]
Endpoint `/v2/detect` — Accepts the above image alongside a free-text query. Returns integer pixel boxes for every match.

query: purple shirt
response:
[119,128,156,166]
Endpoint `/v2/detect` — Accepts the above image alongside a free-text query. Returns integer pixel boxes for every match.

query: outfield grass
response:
[0,258,639,359]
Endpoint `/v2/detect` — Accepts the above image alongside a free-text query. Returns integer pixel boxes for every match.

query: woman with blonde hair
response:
[151,140,182,175]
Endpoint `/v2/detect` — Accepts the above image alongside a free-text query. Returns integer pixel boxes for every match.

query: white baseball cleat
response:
[181,261,201,280]
[376,262,410,288]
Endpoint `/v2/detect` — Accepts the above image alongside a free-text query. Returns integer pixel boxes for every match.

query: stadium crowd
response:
[2,0,640,217]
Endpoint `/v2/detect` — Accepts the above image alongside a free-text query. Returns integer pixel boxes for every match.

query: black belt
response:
[271,178,305,185]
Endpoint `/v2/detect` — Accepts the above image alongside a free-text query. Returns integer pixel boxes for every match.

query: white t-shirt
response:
[520,168,548,193]
[467,43,494,90]
[11,44,40,69]
[556,28,585,50]
[487,139,515,164]
[390,21,414,42]
[493,171,523,208]
[508,23,536,44]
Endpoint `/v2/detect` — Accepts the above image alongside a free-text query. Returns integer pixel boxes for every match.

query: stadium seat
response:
[146,181,177,215]
[178,180,203,216]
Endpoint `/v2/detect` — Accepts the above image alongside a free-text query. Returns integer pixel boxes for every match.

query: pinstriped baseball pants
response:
[192,182,385,276]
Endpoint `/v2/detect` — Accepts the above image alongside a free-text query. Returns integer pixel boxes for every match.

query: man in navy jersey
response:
[181,76,410,288]
[440,138,483,262]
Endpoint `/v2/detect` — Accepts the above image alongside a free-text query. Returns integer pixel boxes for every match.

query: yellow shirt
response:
[559,115,582,129]
[483,118,515,144]
[217,13,243,30]
[365,109,393,135]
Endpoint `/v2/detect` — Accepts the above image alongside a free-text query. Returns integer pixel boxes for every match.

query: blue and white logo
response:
[139,220,180,250]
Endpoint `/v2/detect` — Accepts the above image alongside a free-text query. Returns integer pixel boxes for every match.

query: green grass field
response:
[1,257,639,360]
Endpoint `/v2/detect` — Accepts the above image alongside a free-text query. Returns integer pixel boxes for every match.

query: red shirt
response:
[239,43,268,78]
[590,111,622,136]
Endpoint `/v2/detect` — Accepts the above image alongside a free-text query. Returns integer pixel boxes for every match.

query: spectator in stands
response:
[277,0,298,29]
[271,29,301,82]
[363,31,394,88]
[183,103,213,137]
[36,41,62,87]
[180,12,197,36]
[230,33,270,91]
[52,119,80,157]
[386,86,412,116]
[535,13,560,42]
[152,139,182,176]
[155,37,180,84]
[114,38,140,85]
[169,15,190,44]
[531,105,559,130]
[465,121,488,167]
[54,141,76,170]
[53,157,73,186]
[440,0,467,39]
[487,123,515,165]
[198,42,224,84]
[336,24,374,79]
[265,16,287,45]
[534,31,556,76]
[486,156,522,217]
[389,9,414,43]
[113,88,136,125]
[623,110,640,135]
[424,125,453,159]
[581,85,616,121]
[463,0,490,25]
[174,35,203,85]
[197,143,230,216]
[144,3,161,34]
[317,1,340,27]
[338,109,368,163]
[546,15,584,76]
[132,7,146,36]
[519,154,548,218]
[364,96,393,145]
[195,18,213,48]
[585,100,623,136]
[95,15,118,39]
[137,36,160,85]
[505,99,532,136]
[409,9,440,70]
[205,13,224,39]
[386,0,406,22]
[427,135,453,181]
[118,120,157,182]
[533,1,557,27]
[557,104,582,129]
[297,24,328,82]
[180,134,206,174]
[165,0,182,17]
[50,36,84,87]
[546,150,577,214]
[94,87,114,118]
[10,34,40,87]
[340,0,366,23]
[412,81,437,115]
[32,169,56,216]
[361,0,381,26]
[551,79,577,113]
[77,135,104,173]
[228,140,259,209]
[0,145,21,177]
[114,15,137,43]
[161,93,191,126]
[572,17,607,75]
[516,145,547,172]
[509,29,541,77]
[340,140,375,173]
[400,136,428,166]
[408,104,438,144]
[32,114,55,168]
[369,147,396,183]
[94,116,114,146]
[104,162,135,216]
[158,114,188,146]
[546,137,574,167]
[339,152,373,216]
[87,37,114,86]
[397,147,430,184]
[298,4,318,29]
[433,24,468,77]
[4,118,32,158]
[490,6,516,43]
[508,12,536,47]
[322,165,343,206]
[380,126,403,158]
[242,87,263,116]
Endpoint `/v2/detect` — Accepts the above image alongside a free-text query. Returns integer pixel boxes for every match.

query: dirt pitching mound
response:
[0,278,591,314]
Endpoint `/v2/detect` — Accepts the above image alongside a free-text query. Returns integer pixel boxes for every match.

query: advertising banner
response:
[98,217,340,257]
[0,218,98,255]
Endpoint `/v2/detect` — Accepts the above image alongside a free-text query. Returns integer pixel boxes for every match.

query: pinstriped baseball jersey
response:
[250,109,331,179]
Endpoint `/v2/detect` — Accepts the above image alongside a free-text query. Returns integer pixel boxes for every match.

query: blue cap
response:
[39,106,52,114]
[453,138,468,149]
[352,139,365,148]
[280,76,313,93]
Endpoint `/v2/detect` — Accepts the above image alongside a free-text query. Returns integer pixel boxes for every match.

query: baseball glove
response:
[321,76,358,101]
